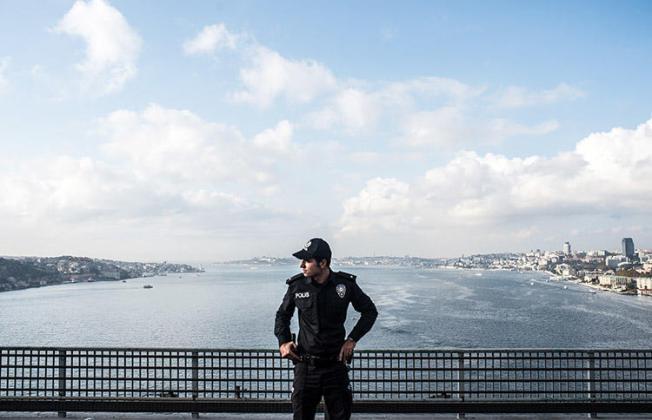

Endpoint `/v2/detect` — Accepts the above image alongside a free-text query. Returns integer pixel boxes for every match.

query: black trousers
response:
[291,361,352,420]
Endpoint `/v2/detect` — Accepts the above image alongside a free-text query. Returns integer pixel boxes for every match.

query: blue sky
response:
[1,0,651,261]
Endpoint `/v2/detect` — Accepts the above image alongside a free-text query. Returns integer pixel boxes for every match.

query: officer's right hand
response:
[279,341,301,361]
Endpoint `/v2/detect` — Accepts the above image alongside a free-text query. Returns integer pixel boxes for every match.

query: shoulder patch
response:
[286,273,304,285]
[335,271,357,282]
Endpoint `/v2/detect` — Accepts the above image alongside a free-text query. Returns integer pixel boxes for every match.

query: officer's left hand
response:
[338,338,356,363]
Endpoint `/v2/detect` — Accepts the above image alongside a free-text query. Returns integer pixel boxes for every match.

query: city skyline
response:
[1,1,652,261]
[1,237,648,263]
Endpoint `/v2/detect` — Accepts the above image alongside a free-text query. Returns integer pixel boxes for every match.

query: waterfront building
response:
[622,237,635,259]
[598,275,635,289]
[555,263,576,277]
[636,277,652,296]
[583,272,600,283]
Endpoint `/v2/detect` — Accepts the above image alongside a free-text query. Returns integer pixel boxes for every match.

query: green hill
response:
[0,258,62,291]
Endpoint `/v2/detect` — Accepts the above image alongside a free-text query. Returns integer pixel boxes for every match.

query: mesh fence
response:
[1,347,650,402]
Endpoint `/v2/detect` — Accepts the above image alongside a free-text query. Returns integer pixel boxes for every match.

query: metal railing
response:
[1,347,651,415]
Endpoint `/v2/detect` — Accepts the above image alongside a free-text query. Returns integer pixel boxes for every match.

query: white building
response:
[605,255,627,269]
[555,263,576,277]
[588,250,608,257]
[563,242,571,255]
[636,277,652,296]
[598,275,634,289]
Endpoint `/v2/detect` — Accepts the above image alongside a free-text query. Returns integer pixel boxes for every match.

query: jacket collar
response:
[309,268,332,287]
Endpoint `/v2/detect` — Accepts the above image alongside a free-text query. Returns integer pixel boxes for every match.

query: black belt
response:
[300,354,339,367]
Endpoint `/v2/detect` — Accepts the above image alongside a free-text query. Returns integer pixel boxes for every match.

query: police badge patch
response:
[336,284,346,298]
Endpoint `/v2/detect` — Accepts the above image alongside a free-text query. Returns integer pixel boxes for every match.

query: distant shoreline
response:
[0,256,202,294]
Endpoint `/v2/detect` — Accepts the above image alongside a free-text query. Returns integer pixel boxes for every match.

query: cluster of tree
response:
[0,258,62,291]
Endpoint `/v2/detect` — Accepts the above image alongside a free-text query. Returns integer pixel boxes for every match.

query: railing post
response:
[0,349,3,401]
[587,351,596,418]
[192,351,199,419]
[456,351,465,419]
[58,349,66,418]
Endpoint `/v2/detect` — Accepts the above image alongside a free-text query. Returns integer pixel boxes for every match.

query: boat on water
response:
[143,284,153,289]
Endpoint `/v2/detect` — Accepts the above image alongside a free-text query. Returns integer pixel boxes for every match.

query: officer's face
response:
[300,258,323,278]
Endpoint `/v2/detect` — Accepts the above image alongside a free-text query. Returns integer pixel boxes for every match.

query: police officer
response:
[275,238,378,420]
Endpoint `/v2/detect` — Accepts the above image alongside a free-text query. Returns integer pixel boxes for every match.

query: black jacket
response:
[274,270,378,357]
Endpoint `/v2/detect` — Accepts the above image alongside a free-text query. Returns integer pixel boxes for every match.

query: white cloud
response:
[100,104,286,185]
[383,77,485,103]
[252,120,295,155]
[0,154,283,228]
[0,156,159,222]
[1,105,302,225]
[402,107,470,146]
[0,57,9,94]
[348,151,381,164]
[0,105,309,259]
[401,107,558,147]
[300,73,558,146]
[183,23,238,55]
[340,178,417,234]
[574,119,652,197]
[180,22,573,156]
[186,23,483,120]
[495,83,586,108]
[231,46,337,108]
[188,25,556,149]
[0,151,299,261]
[54,0,142,94]
[307,88,381,132]
[421,151,590,223]
[332,88,381,131]
[487,118,560,138]
[184,26,337,108]
[308,77,484,133]
[339,117,652,238]
[299,78,566,147]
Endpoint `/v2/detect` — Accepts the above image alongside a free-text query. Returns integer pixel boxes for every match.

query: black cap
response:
[292,238,332,261]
